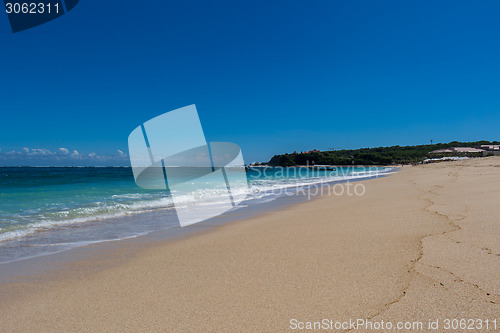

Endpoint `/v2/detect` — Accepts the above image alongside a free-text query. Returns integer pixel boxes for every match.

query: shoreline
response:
[0,169,393,268]
[0,185,309,284]
[0,159,498,331]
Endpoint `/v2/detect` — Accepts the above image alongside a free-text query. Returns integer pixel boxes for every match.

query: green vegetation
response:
[268,141,499,166]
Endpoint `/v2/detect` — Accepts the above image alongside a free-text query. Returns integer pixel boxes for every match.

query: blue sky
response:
[1,0,500,165]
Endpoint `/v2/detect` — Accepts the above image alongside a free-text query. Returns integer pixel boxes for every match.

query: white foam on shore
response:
[0,167,395,244]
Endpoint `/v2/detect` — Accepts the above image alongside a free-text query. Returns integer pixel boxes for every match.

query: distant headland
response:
[265,141,500,167]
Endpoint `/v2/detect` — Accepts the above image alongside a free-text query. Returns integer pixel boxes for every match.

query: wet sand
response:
[0,158,499,332]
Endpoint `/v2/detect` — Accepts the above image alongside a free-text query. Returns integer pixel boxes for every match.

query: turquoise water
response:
[0,166,393,263]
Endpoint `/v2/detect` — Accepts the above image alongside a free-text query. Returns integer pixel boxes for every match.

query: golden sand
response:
[0,158,499,332]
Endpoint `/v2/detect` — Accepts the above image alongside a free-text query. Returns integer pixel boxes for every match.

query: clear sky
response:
[1,0,499,165]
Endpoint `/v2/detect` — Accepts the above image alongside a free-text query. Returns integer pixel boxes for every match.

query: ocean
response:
[0,166,394,263]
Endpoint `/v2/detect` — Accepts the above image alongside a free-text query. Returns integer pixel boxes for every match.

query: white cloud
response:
[0,147,130,166]
[29,148,55,156]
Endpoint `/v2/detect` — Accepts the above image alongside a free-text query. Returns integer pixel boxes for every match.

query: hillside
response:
[267,141,499,166]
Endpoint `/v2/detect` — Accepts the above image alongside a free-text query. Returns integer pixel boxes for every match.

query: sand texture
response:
[0,158,499,332]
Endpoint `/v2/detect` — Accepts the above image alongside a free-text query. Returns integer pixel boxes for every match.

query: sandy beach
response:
[0,158,499,332]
